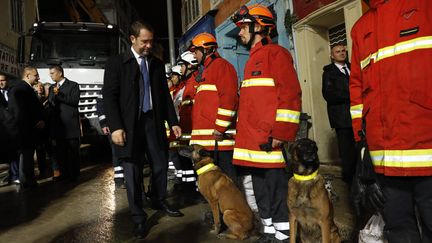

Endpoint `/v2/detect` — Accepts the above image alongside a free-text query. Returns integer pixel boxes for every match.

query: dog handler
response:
[350,0,432,242]
[232,4,302,242]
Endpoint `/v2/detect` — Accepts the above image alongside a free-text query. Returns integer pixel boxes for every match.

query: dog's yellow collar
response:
[196,163,216,175]
[293,170,318,181]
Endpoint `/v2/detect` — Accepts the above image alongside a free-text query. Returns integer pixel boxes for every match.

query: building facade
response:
[0,0,37,78]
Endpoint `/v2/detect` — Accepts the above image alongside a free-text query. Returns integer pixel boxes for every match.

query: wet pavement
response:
[0,149,357,243]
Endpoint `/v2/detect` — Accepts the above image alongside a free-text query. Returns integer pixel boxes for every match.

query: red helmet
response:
[190,33,218,51]
[233,4,275,28]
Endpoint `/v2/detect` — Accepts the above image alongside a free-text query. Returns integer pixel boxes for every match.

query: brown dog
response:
[287,138,340,243]
[179,144,254,240]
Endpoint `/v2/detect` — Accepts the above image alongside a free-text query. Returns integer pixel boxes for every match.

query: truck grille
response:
[79,84,103,119]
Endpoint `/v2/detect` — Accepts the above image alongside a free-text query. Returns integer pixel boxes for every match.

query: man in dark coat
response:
[7,67,45,189]
[322,44,356,184]
[103,20,183,239]
[47,65,81,182]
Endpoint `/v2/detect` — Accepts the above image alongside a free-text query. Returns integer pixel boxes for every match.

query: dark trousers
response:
[35,144,47,174]
[252,168,289,238]
[380,176,432,243]
[8,152,19,181]
[56,138,80,180]
[19,147,37,186]
[216,150,237,185]
[122,111,168,224]
[335,127,357,183]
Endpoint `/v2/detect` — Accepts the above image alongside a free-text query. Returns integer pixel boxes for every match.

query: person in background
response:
[322,44,356,184]
[233,4,302,242]
[96,93,125,189]
[47,65,81,182]
[8,67,45,190]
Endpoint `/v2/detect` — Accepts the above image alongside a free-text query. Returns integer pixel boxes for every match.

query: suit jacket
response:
[48,78,81,139]
[103,49,178,159]
[7,79,44,148]
[322,62,352,128]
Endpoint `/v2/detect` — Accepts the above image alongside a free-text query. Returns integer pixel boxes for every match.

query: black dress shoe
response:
[152,200,184,217]
[135,223,148,239]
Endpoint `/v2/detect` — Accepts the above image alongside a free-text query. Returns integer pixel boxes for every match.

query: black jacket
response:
[322,62,352,128]
[103,49,178,159]
[7,79,44,148]
[47,78,81,139]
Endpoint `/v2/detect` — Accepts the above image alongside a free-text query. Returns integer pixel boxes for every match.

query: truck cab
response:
[27,21,128,139]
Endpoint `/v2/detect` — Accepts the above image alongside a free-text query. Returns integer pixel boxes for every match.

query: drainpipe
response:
[167,0,176,65]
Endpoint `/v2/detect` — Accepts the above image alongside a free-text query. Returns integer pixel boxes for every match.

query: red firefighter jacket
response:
[233,38,301,168]
[190,53,238,151]
[179,71,198,134]
[350,0,432,176]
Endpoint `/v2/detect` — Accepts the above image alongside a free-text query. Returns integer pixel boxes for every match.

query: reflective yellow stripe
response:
[191,129,236,136]
[371,149,432,168]
[217,108,236,117]
[233,148,284,163]
[196,163,216,175]
[190,140,235,146]
[293,171,318,181]
[350,104,363,119]
[241,78,275,87]
[360,36,432,70]
[275,109,300,123]
[196,84,217,94]
[215,119,231,127]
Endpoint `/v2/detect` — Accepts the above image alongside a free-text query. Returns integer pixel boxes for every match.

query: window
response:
[328,23,347,47]
[10,0,24,33]
[183,0,200,29]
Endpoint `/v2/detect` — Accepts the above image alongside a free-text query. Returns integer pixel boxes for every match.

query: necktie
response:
[140,56,151,112]
[342,66,350,77]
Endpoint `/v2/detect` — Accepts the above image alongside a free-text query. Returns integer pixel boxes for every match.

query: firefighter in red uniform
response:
[189,33,239,182]
[175,51,199,184]
[350,0,432,242]
[233,4,301,242]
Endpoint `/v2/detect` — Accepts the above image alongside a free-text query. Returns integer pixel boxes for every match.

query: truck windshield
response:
[30,31,117,63]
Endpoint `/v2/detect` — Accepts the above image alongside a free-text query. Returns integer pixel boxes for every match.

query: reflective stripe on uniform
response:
[191,129,236,136]
[234,148,285,163]
[361,36,432,70]
[215,119,231,127]
[275,231,289,240]
[275,109,300,123]
[196,84,217,94]
[114,166,123,171]
[350,104,363,119]
[217,108,236,117]
[241,78,275,87]
[98,115,106,121]
[114,173,124,178]
[189,140,235,147]
[371,149,432,168]
[273,222,290,230]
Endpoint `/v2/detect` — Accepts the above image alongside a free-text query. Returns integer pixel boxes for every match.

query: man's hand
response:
[213,130,224,141]
[172,125,182,138]
[111,129,126,146]
[102,126,110,135]
[35,120,45,129]
[272,138,283,148]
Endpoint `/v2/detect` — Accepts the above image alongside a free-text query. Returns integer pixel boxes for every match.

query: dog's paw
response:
[210,225,221,234]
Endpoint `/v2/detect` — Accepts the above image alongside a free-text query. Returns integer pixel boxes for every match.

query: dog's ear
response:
[198,149,212,158]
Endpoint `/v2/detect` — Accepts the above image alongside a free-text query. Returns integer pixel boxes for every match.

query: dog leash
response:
[214,140,219,165]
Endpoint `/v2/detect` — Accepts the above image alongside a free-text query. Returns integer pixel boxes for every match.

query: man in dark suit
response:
[103,20,183,239]
[7,67,45,189]
[47,65,81,182]
[322,44,356,184]
[0,73,8,108]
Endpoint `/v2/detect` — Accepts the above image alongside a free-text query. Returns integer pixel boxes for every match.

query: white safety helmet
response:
[177,51,198,66]
[171,65,182,76]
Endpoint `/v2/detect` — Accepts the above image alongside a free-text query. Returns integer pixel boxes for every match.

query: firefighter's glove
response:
[365,182,386,212]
